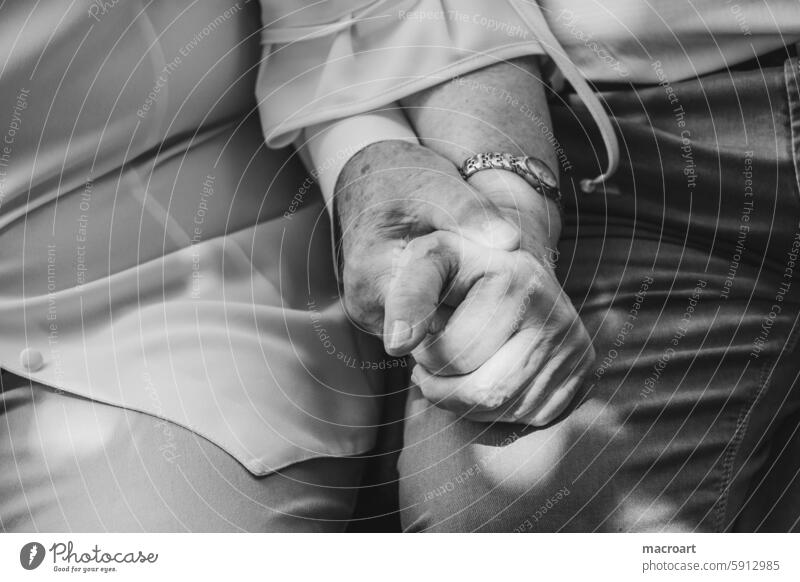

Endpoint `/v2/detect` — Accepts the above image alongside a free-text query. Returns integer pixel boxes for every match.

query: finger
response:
[414,177,520,251]
[498,352,589,426]
[525,373,587,426]
[462,375,582,425]
[411,320,591,422]
[411,328,548,416]
[413,251,551,376]
[411,361,528,418]
[497,326,595,425]
[382,232,476,356]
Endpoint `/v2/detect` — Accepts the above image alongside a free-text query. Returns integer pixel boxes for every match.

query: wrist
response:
[337,140,456,193]
[466,169,561,254]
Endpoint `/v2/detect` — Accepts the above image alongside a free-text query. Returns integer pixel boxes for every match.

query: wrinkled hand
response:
[397,232,595,426]
[336,140,521,335]
[337,140,595,425]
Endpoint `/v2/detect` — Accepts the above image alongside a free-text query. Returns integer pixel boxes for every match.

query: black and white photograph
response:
[1,0,799,579]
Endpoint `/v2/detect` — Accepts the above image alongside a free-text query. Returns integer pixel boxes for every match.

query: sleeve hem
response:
[301,106,419,216]
[264,42,545,147]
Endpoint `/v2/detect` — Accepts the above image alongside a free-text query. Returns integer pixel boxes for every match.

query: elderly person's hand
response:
[336,140,595,425]
[335,139,520,337]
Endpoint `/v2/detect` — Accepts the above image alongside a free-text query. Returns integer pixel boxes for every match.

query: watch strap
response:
[460,152,562,208]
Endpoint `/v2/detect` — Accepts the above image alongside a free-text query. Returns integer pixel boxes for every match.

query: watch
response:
[459,152,561,208]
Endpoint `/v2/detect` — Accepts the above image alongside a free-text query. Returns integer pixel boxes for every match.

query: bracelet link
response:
[460,152,562,209]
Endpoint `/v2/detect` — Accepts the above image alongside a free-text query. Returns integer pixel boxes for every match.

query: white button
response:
[19,348,44,372]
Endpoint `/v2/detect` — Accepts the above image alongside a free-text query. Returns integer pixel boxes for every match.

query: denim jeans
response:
[399,55,800,532]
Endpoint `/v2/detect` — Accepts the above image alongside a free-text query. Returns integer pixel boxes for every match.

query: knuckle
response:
[462,381,513,411]
[417,378,446,405]
[420,377,510,412]
[406,231,449,260]
[483,265,517,291]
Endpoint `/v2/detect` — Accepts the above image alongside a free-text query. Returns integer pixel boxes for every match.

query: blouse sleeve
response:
[255,0,545,148]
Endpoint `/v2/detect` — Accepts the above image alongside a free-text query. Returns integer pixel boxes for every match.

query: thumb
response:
[382,231,474,356]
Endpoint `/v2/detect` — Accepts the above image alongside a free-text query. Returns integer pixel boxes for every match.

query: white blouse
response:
[0,0,385,476]
[257,0,799,201]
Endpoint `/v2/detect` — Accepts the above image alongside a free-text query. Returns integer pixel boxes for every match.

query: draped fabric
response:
[0,0,382,476]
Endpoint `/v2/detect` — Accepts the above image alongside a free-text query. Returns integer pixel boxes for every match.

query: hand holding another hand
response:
[336,140,595,425]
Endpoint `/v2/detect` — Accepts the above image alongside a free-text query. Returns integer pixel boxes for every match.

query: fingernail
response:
[386,320,412,351]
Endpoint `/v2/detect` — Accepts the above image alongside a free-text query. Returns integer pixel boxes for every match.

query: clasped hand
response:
[337,141,594,425]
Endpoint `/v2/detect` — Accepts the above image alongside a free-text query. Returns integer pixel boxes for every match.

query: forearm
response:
[400,57,562,253]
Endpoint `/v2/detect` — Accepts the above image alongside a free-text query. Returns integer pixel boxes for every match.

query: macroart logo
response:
[20,542,46,570]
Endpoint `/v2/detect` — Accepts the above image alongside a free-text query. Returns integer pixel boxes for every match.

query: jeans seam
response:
[714,314,800,531]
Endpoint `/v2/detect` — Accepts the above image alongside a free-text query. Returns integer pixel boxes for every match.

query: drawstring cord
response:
[510,0,620,192]
[261,0,620,193]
